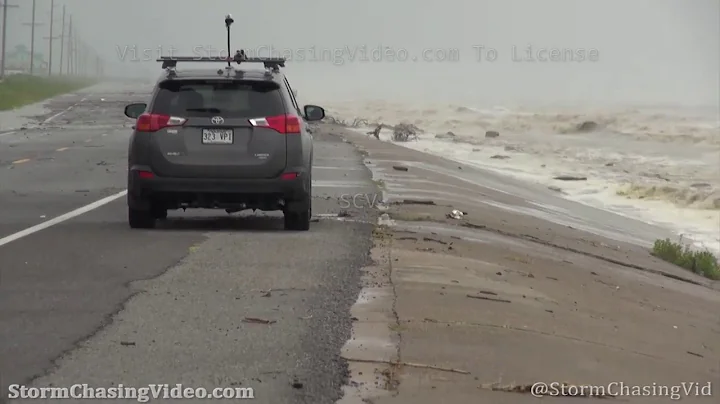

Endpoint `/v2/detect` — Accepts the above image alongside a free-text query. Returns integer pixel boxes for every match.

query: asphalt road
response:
[0,83,377,403]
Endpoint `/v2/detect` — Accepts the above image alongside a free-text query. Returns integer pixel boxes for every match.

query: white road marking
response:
[0,190,127,248]
[0,131,16,138]
[313,166,364,171]
[312,180,369,188]
[43,108,72,124]
[42,96,89,124]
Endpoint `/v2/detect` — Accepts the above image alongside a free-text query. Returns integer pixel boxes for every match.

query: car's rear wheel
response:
[284,177,311,231]
[284,202,310,231]
[129,207,156,229]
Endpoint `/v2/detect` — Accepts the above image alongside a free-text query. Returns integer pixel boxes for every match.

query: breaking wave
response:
[325,100,720,145]
[323,100,719,212]
[616,183,720,210]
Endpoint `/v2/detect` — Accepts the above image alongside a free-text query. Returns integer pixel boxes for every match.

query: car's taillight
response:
[249,114,301,134]
[135,113,187,132]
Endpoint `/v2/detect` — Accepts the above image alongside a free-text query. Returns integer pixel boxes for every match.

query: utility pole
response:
[66,14,71,75]
[0,1,19,79]
[29,0,36,74]
[44,0,61,76]
[22,0,46,75]
[73,32,78,76]
[58,5,65,75]
[48,0,53,75]
[77,39,82,76]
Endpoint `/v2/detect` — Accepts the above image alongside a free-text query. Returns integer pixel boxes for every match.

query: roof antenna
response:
[224,14,234,68]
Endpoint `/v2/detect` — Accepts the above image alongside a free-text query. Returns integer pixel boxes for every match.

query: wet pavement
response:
[1,84,377,404]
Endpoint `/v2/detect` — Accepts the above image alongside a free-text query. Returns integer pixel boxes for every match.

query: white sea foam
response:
[323,100,720,253]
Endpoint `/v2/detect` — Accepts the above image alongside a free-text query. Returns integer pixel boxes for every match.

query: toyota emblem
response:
[211,116,224,124]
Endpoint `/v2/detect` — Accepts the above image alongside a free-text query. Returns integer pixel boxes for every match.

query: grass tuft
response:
[0,75,96,111]
[651,238,720,280]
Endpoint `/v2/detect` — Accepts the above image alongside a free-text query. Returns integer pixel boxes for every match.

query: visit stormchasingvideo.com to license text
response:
[8,384,255,401]
[116,44,599,65]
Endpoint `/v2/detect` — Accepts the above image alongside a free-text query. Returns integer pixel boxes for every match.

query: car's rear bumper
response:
[127,166,308,209]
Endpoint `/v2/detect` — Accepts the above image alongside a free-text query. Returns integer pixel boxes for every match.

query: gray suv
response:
[123,56,325,231]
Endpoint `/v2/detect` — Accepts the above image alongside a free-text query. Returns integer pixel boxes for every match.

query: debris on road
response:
[392,123,419,142]
[242,317,276,325]
[423,237,448,245]
[347,358,470,375]
[553,175,587,181]
[394,199,435,205]
[447,209,464,220]
[466,294,511,303]
[435,131,456,139]
[392,165,409,171]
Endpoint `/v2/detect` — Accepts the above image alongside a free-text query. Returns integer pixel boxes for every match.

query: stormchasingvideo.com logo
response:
[8,384,255,402]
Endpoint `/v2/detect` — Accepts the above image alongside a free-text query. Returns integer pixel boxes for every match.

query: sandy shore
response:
[327,124,720,403]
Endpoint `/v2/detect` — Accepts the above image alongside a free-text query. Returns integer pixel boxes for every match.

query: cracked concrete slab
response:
[333,125,719,403]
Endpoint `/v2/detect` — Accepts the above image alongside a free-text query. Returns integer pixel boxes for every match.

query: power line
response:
[1,1,104,79]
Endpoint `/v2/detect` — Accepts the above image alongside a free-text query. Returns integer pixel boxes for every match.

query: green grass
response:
[651,238,720,280]
[0,75,97,111]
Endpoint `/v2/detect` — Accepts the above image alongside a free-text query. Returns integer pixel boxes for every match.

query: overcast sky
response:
[4,0,718,106]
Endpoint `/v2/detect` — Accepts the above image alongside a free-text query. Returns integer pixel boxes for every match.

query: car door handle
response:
[131,125,136,130]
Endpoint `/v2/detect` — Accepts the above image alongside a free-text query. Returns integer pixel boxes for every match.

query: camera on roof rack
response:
[233,50,247,64]
[154,15,287,71]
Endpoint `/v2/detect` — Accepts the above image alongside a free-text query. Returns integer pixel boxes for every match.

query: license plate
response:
[202,129,233,144]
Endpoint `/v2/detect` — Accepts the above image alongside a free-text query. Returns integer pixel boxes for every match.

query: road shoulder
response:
[332,124,720,403]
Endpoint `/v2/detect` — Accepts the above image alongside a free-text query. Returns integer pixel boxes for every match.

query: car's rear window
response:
[152,79,285,118]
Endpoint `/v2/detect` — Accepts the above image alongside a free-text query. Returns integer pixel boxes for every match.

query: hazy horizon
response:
[3,0,718,106]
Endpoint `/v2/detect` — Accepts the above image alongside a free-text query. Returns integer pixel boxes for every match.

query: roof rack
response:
[157,54,285,70]
[156,14,286,74]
